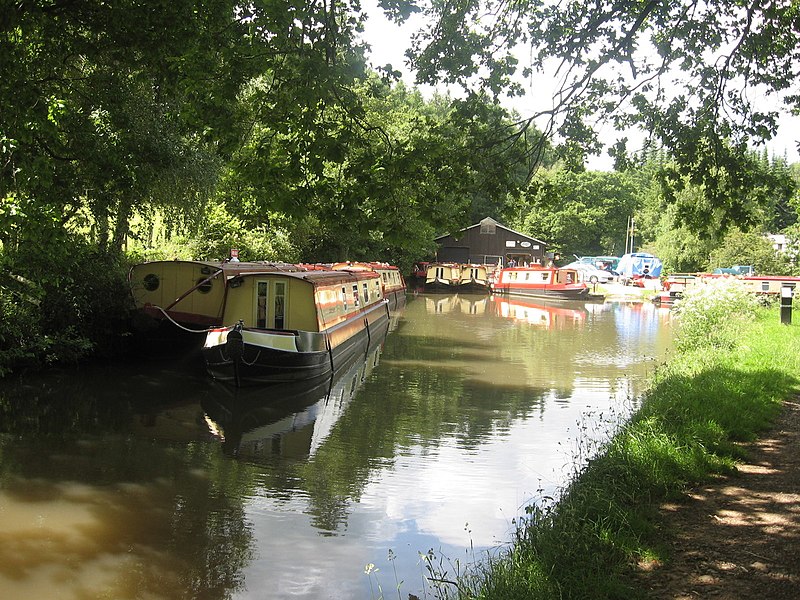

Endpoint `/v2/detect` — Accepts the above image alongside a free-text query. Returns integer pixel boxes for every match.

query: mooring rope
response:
[151,306,218,334]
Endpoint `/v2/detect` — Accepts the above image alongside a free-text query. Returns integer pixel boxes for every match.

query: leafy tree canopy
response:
[398,0,800,228]
[708,229,791,275]
[511,169,637,258]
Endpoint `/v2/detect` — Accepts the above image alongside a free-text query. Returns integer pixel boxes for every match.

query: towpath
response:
[633,399,800,598]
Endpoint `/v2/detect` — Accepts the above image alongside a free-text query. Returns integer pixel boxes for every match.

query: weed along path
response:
[634,399,800,598]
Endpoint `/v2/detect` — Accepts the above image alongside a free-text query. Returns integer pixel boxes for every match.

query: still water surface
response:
[0,293,672,599]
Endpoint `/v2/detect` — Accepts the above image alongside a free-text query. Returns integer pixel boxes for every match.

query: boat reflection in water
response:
[488,295,586,329]
[423,292,587,329]
[202,321,388,461]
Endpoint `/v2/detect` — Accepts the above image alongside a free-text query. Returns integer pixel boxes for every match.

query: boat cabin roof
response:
[229,269,381,287]
[131,259,305,275]
[332,261,401,272]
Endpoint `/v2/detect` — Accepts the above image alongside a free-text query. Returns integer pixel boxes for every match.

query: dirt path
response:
[634,399,800,598]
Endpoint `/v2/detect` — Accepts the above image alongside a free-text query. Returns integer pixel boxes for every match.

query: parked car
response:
[577,255,620,273]
[563,261,614,284]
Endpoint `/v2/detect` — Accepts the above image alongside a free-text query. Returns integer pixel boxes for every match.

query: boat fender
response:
[226,321,245,363]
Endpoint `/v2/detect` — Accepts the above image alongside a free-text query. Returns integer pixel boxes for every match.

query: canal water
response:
[0,293,672,599]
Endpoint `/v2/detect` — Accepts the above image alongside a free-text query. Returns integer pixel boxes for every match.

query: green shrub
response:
[672,276,760,352]
[0,242,131,376]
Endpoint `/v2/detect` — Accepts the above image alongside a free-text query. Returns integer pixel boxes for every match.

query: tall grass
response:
[446,282,800,599]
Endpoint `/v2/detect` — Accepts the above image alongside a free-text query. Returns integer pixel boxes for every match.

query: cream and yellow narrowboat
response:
[203,269,389,386]
[332,261,406,308]
[655,273,800,306]
[738,275,800,296]
[424,263,461,290]
[459,263,491,291]
[128,260,301,329]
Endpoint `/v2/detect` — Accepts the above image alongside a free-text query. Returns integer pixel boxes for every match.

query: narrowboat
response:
[459,263,492,291]
[424,263,461,290]
[203,269,389,386]
[128,259,302,329]
[332,261,406,309]
[654,273,800,306]
[739,274,800,296]
[489,266,589,300]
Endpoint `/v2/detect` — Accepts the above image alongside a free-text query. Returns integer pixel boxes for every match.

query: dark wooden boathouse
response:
[435,217,548,267]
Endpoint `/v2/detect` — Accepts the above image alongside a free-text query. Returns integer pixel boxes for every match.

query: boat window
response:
[541,272,549,281]
[353,284,360,307]
[274,282,285,329]
[363,282,369,303]
[256,281,268,328]
[143,274,160,291]
[341,286,348,310]
[525,272,530,281]
[195,277,212,294]
[762,281,770,292]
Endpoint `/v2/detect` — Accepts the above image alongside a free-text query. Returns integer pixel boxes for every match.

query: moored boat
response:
[738,274,800,296]
[203,269,389,386]
[654,272,800,306]
[424,262,461,290]
[489,265,589,300]
[459,263,491,291]
[128,259,302,329]
[332,261,406,309]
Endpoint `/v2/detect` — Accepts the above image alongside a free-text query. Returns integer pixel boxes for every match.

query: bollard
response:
[780,283,794,325]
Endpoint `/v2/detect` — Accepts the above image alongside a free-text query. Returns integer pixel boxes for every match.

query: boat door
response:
[254,279,288,329]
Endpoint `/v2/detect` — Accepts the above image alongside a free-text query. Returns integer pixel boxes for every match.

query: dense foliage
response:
[0,1,535,374]
[408,0,800,226]
[509,149,799,270]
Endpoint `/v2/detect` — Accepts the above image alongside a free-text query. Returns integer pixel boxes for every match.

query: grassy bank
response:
[448,281,800,599]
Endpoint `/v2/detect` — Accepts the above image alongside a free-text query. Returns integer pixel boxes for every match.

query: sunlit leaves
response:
[377,0,422,23]
[515,169,638,257]
[405,0,800,226]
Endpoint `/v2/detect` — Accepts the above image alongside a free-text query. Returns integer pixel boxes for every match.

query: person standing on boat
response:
[508,257,516,267]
